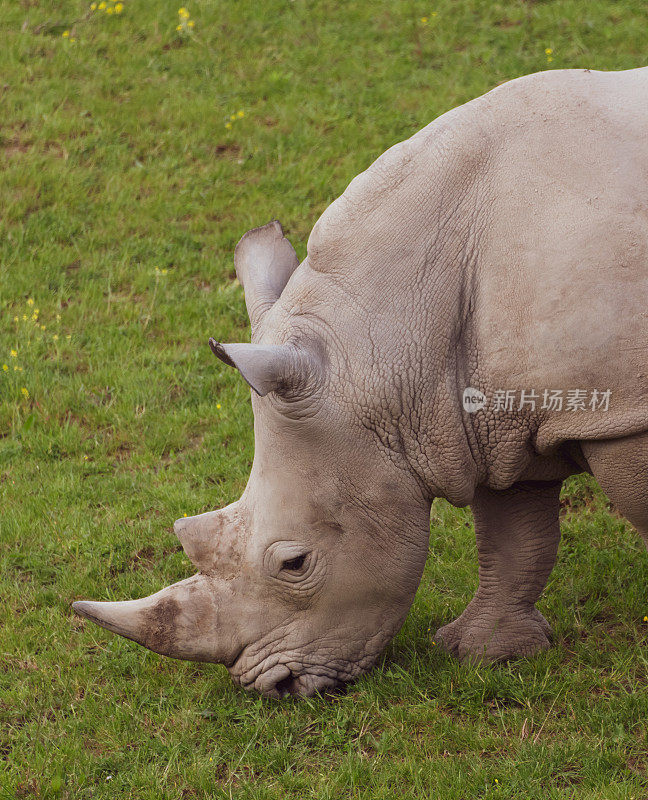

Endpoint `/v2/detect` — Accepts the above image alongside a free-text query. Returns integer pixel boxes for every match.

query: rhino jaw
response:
[72,574,234,663]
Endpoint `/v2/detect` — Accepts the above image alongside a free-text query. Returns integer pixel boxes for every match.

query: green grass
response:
[1,0,648,796]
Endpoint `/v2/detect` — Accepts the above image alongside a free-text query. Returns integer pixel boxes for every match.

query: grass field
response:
[1,0,648,797]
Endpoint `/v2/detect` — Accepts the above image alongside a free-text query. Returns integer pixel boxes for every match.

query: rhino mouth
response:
[272,671,346,699]
[236,660,346,699]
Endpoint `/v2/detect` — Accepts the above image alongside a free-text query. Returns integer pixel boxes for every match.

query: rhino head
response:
[73,220,432,698]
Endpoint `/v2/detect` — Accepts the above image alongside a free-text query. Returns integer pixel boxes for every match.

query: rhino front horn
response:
[72,574,235,663]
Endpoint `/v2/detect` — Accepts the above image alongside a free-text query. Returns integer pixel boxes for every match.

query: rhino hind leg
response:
[436,480,562,663]
[581,431,648,544]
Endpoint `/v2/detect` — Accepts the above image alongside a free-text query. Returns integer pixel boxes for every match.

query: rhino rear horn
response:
[234,220,299,328]
[209,339,312,397]
[173,506,241,573]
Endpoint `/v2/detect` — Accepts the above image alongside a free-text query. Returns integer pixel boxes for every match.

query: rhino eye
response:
[265,544,317,583]
[281,554,308,572]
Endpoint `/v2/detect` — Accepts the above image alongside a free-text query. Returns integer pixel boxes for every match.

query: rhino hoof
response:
[435,605,552,663]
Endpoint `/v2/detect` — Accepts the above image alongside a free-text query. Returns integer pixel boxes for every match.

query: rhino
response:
[73,67,648,697]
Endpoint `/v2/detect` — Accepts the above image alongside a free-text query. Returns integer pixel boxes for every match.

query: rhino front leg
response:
[436,480,562,663]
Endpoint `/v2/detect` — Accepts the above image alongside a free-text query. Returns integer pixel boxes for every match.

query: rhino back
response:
[471,68,648,447]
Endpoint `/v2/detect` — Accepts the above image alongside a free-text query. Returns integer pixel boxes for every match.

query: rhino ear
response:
[234,220,299,329]
[209,339,299,397]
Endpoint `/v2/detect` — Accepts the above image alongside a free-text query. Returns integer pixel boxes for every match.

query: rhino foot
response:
[435,599,552,663]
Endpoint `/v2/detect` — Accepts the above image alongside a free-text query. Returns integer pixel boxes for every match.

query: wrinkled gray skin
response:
[74,68,648,697]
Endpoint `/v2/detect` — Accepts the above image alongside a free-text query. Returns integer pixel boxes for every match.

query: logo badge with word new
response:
[462,387,486,413]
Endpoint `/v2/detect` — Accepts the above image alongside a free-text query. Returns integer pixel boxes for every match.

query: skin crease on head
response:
[74,67,648,695]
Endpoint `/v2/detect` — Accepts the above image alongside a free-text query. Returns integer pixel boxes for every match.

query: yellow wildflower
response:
[216,403,221,409]
[237,110,244,118]
[62,30,70,37]
[10,350,17,358]
[183,513,188,517]
[40,325,46,331]
[106,6,113,13]
[547,56,553,63]
[91,2,97,9]
[115,2,123,12]
[176,24,182,31]
[53,334,59,341]
[644,616,648,622]
[66,335,71,340]
[14,366,22,372]
[98,1,106,8]
[22,314,27,321]
[178,7,190,18]
[420,17,428,24]
[225,122,232,129]
[230,114,236,121]
[545,48,553,55]
[27,298,34,306]
[13,316,18,322]
[21,387,29,398]
[70,37,76,42]
[2,364,8,372]
[187,19,194,27]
